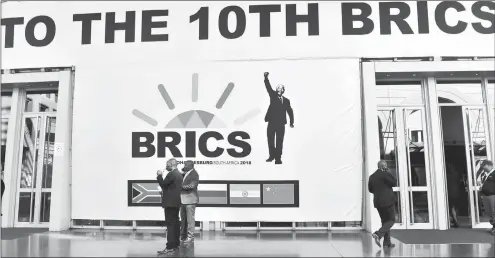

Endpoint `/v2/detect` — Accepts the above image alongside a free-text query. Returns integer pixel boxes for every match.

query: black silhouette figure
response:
[263,72,294,165]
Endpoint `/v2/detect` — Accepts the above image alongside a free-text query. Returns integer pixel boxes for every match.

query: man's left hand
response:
[157,170,163,176]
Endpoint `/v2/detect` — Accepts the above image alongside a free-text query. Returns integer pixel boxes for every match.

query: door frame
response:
[13,113,56,227]
[1,68,74,230]
[461,106,493,229]
[378,107,434,229]
[362,59,495,231]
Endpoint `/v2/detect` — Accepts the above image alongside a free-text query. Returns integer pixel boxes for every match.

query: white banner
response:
[70,59,363,221]
[1,1,494,69]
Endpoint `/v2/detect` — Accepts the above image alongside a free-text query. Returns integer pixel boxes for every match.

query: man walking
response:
[157,158,183,254]
[180,160,199,244]
[368,160,397,248]
[478,160,495,235]
[263,72,294,165]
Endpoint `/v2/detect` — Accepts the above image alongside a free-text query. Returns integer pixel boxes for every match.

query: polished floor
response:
[1,229,494,257]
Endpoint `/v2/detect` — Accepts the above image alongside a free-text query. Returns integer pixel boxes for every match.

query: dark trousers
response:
[483,195,495,226]
[180,204,196,240]
[164,207,180,249]
[267,122,285,159]
[376,205,396,244]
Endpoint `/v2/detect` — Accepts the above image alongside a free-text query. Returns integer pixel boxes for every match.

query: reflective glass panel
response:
[18,192,36,222]
[1,95,12,114]
[42,117,56,189]
[377,110,400,185]
[436,81,484,104]
[40,192,51,222]
[25,92,58,112]
[411,191,430,223]
[405,109,428,187]
[19,117,41,189]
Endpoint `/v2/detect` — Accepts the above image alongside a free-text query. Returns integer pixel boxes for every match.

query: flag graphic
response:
[230,184,261,204]
[129,181,297,207]
[132,183,162,204]
[198,184,228,204]
[262,184,295,205]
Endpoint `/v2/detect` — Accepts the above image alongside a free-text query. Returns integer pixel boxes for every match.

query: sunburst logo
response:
[131,73,261,129]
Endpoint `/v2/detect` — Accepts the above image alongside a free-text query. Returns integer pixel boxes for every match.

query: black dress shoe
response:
[266,157,275,162]
[372,233,382,248]
[182,237,194,244]
[157,248,178,254]
[275,159,282,164]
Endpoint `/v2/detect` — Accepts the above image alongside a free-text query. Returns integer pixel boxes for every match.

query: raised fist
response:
[264,72,269,77]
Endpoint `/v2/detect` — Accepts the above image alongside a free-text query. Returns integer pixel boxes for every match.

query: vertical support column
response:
[424,77,448,230]
[360,62,381,233]
[482,78,494,161]
[49,70,74,231]
[2,88,24,227]
[202,221,212,231]
[214,221,222,231]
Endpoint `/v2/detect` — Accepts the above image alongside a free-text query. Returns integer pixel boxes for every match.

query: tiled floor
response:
[1,229,494,257]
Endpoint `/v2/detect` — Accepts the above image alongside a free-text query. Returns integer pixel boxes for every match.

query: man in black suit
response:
[180,160,199,243]
[478,160,495,235]
[368,160,397,249]
[263,72,294,165]
[157,158,183,254]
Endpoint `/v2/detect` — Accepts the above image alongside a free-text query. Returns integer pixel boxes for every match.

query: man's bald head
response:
[276,84,285,96]
[378,160,388,171]
[183,160,194,172]
[166,158,178,171]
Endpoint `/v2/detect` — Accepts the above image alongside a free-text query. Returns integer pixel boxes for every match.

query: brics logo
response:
[131,73,261,159]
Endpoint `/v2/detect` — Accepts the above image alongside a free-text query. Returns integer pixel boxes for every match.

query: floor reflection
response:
[1,229,494,257]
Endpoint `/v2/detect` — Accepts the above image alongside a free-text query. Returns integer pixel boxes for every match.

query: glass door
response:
[401,108,433,229]
[462,107,492,229]
[378,107,433,229]
[14,113,56,227]
[378,109,403,228]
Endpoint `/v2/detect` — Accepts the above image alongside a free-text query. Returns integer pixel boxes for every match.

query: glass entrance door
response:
[378,107,433,229]
[14,113,56,227]
[462,107,493,228]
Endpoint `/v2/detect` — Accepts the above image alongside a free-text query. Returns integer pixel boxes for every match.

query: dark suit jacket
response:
[157,169,183,208]
[181,169,199,205]
[264,78,294,125]
[368,169,397,208]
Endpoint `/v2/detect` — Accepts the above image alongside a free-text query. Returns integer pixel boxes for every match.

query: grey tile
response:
[1,229,493,257]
